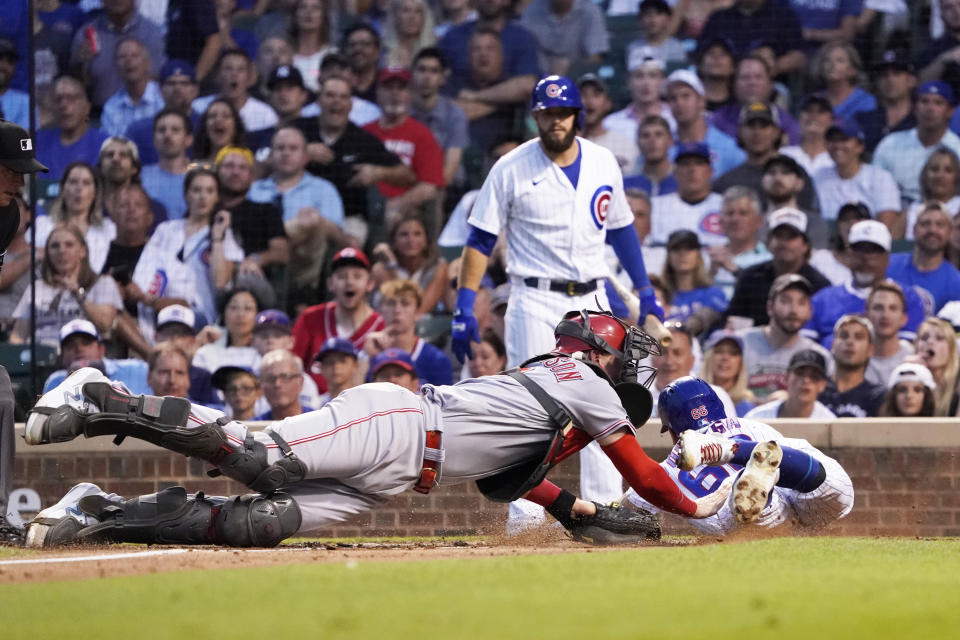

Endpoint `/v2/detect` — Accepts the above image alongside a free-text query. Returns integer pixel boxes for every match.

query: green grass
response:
[4,537,959,639]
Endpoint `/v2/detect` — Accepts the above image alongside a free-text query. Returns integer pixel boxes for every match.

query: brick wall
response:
[12,420,960,538]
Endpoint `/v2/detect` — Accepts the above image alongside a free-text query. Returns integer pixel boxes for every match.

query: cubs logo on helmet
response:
[589,186,612,230]
[531,75,583,112]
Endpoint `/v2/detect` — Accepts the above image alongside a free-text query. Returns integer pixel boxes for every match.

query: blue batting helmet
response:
[657,376,726,434]
[531,75,582,112]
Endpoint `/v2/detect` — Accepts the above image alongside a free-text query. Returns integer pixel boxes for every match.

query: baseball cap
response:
[833,313,875,343]
[703,329,744,353]
[316,336,359,361]
[666,69,705,97]
[59,318,100,344]
[666,229,702,251]
[875,48,913,73]
[763,153,804,177]
[918,81,955,105]
[800,94,833,112]
[787,349,827,378]
[767,206,808,236]
[156,304,197,333]
[267,64,304,90]
[768,273,813,300]
[211,365,257,391]
[837,201,872,222]
[674,141,711,162]
[576,73,608,94]
[697,36,735,60]
[639,0,672,14]
[0,38,17,61]
[0,119,49,173]
[937,300,960,332]
[848,220,891,252]
[627,47,665,72]
[331,247,371,271]
[826,118,865,142]
[378,66,412,84]
[160,59,197,83]
[739,102,780,127]
[888,362,936,390]
[253,309,292,335]
[368,348,416,380]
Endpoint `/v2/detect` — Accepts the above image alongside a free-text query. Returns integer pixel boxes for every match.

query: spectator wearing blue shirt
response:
[661,230,728,337]
[101,38,165,137]
[887,202,960,314]
[625,114,677,197]
[367,347,422,393]
[140,109,192,220]
[811,42,877,122]
[255,349,316,421]
[709,56,803,146]
[698,0,806,76]
[853,49,916,154]
[0,40,28,128]
[35,76,110,188]
[42,319,150,396]
[125,60,200,165]
[789,0,861,54]
[917,0,960,85]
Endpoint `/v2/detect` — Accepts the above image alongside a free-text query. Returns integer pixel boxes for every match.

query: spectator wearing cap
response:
[819,314,886,417]
[34,76,110,185]
[577,74,638,172]
[666,69,746,177]
[888,202,960,313]
[660,230,727,335]
[649,141,725,247]
[314,337,361,406]
[438,0,540,102]
[811,42,877,121]
[520,0,609,76]
[725,207,831,327]
[697,37,737,113]
[192,288,262,374]
[708,186,772,299]
[624,115,677,198]
[804,219,927,347]
[152,304,220,405]
[124,61,201,166]
[0,39,28,128]
[781,95,836,177]
[246,308,324,411]
[69,0,166,108]
[809,201,870,285]
[147,343,193,399]
[368,347,421,392]
[365,278,454,385]
[812,119,900,226]
[604,50,675,146]
[878,362,937,417]
[192,49,279,134]
[649,323,737,415]
[292,248,386,392]
[304,53,383,127]
[42,318,150,395]
[140,109,193,220]
[873,81,960,206]
[864,281,914,387]
[745,349,837,419]
[700,330,757,416]
[625,0,686,68]
[212,365,261,419]
[101,38,165,137]
[735,272,833,402]
[364,67,445,225]
[709,56,802,146]
[903,148,960,241]
[853,49,917,154]
[918,0,960,85]
[698,0,805,75]
[266,65,312,127]
[256,349,316,420]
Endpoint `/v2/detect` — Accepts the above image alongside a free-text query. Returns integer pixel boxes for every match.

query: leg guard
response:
[77,486,302,547]
[79,382,306,493]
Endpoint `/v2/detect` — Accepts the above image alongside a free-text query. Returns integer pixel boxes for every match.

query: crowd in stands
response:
[2,0,960,422]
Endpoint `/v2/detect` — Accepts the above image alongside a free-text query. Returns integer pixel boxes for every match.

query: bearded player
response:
[451,75,664,531]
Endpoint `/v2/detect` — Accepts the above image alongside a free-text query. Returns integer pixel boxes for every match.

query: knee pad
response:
[209,431,307,493]
[212,493,302,547]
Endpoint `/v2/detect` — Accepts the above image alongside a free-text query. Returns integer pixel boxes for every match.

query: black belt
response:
[522,277,599,296]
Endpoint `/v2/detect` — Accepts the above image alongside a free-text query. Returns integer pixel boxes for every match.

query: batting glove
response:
[451,308,479,363]
[638,286,664,321]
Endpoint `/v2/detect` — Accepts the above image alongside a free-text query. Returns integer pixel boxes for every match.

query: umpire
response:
[0,119,49,543]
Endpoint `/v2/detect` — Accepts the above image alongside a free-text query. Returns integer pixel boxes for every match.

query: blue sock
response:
[729,439,826,492]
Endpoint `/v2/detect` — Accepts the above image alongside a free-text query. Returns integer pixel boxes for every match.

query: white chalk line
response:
[0,548,189,566]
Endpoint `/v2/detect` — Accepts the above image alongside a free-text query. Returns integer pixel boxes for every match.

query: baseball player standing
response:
[451,76,663,531]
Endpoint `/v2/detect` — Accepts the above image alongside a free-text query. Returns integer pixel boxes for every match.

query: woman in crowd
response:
[382,0,436,69]
[371,213,448,314]
[192,287,262,373]
[10,225,123,347]
[35,162,116,273]
[193,99,248,164]
[878,362,937,417]
[131,166,244,342]
[700,330,756,417]
[466,328,507,379]
[813,42,877,121]
[809,201,871,285]
[291,0,337,92]
[912,317,959,417]
[903,148,960,240]
[660,230,727,336]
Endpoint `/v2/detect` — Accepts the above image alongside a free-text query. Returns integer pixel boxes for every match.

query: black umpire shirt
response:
[724,260,832,328]
[0,202,19,273]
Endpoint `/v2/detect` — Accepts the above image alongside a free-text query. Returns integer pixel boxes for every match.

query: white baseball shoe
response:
[24,367,110,445]
[24,483,119,548]
[733,441,783,524]
[677,430,738,471]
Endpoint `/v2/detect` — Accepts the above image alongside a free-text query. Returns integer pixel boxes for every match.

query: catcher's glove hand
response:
[565,502,661,545]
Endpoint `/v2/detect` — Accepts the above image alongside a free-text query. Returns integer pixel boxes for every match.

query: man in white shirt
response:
[649,142,725,246]
[864,280,914,386]
[192,48,278,134]
[603,48,675,144]
[746,349,837,419]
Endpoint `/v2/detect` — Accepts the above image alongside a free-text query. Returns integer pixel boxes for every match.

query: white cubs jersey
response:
[467,137,634,281]
[649,191,726,247]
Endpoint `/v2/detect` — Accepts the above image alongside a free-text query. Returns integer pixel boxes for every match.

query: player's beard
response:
[538,123,577,154]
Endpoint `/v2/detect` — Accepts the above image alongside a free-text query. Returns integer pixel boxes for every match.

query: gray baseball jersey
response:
[737,327,835,402]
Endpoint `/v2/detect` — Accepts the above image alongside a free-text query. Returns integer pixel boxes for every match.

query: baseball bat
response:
[606,270,672,347]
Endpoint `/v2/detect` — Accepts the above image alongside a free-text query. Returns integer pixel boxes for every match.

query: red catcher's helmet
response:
[554,310,628,358]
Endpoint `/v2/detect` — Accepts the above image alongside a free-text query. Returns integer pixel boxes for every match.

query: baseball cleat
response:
[733,441,782,524]
[24,367,110,445]
[24,482,117,548]
[677,430,738,471]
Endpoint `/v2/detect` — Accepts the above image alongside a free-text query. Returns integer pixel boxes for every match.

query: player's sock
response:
[524,480,576,528]
[730,441,825,492]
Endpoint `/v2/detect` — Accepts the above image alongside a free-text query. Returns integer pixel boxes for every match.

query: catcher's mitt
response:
[565,502,662,545]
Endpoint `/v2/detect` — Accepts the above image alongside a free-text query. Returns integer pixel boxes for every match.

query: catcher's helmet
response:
[657,376,726,434]
[531,75,582,112]
[555,309,628,358]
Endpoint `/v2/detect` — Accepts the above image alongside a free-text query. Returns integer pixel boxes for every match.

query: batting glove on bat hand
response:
[638,286,664,321]
[566,502,662,545]
[451,308,479,363]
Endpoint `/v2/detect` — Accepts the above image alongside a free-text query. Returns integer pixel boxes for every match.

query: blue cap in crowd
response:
[674,141,711,162]
[160,59,196,83]
[253,309,292,335]
[918,81,955,105]
[826,118,865,142]
[316,336,359,361]
[368,348,416,381]
[211,365,257,391]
